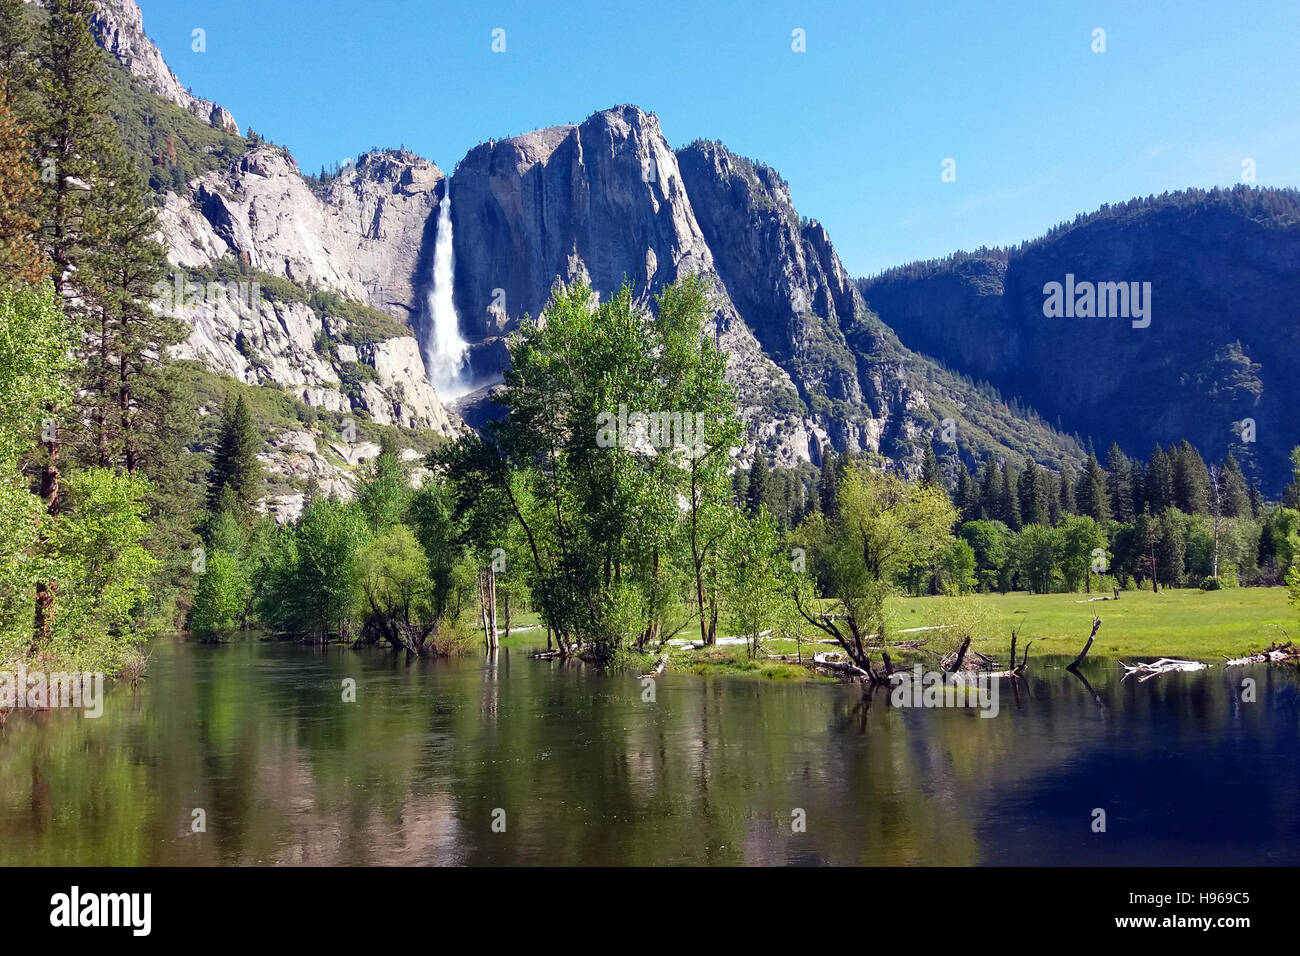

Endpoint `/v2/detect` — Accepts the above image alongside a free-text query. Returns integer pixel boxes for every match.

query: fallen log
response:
[812,652,872,682]
[1119,658,1208,681]
[1223,640,1300,667]
[1066,615,1102,672]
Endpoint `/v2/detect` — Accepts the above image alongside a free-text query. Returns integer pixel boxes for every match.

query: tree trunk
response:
[31,430,61,651]
[1067,616,1102,672]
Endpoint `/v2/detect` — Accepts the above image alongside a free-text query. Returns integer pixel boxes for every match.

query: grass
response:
[500,587,1295,682]
[884,586,1294,663]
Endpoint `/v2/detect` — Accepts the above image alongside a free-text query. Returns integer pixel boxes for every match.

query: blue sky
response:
[139,0,1300,276]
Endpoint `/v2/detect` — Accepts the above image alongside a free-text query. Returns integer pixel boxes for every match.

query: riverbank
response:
[574,587,1295,682]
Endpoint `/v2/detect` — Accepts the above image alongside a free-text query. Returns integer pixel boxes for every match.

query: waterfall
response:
[423,184,471,398]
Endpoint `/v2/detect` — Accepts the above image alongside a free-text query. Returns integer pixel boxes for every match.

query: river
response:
[1,634,1297,865]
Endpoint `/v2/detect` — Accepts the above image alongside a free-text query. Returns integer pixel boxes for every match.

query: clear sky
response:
[138,0,1300,277]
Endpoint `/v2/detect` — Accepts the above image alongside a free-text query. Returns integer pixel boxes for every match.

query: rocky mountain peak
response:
[82,0,240,133]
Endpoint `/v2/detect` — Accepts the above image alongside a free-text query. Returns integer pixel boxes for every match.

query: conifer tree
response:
[1017,457,1050,527]
[1144,444,1174,514]
[39,0,114,299]
[1058,467,1076,517]
[1105,443,1134,522]
[745,453,770,516]
[818,445,840,518]
[0,92,47,285]
[1171,440,1210,515]
[920,441,940,488]
[1076,452,1110,523]
[1220,453,1251,518]
[997,462,1021,531]
[206,394,263,525]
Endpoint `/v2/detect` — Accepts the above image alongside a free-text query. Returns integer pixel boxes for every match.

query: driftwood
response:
[1066,615,1102,672]
[1119,658,1208,682]
[812,652,872,681]
[947,636,972,673]
[1223,641,1300,667]
[988,627,1036,679]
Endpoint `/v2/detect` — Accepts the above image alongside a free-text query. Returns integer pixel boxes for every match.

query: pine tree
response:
[1045,469,1062,525]
[0,92,47,285]
[745,453,769,516]
[997,462,1021,531]
[818,445,840,518]
[1135,509,1159,591]
[1017,457,1050,527]
[1171,440,1210,514]
[920,441,940,488]
[1076,452,1110,523]
[1220,454,1250,518]
[731,466,747,508]
[80,140,174,473]
[40,0,115,300]
[977,457,998,520]
[1247,482,1262,519]
[1105,443,1134,522]
[1144,444,1174,514]
[1156,509,1186,586]
[1058,467,1076,517]
[206,394,263,524]
[1129,458,1146,516]
[953,462,977,521]
[1258,519,1277,571]
[0,0,43,122]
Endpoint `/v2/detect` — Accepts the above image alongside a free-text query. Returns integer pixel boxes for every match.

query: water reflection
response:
[1,636,1297,865]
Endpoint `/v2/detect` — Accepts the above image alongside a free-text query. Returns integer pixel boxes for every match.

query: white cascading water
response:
[423,185,471,398]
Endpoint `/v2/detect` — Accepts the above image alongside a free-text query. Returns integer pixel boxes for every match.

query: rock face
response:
[86,4,1084,483]
[86,0,239,133]
[152,145,464,507]
[860,188,1300,492]
[178,146,445,322]
[447,108,1081,472]
[448,106,815,465]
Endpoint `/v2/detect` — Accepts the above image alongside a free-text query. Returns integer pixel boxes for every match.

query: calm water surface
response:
[1,634,1297,865]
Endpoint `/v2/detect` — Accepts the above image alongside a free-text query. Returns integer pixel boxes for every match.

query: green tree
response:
[205,394,263,523]
[960,519,1012,593]
[745,453,770,515]
[1015,523,1059,594]
[1058,514,1107,592]
[45,468,158,671]
[919,440,940,488]
[1017,457,1051,527]
[0,284,73,655]
[723,508,790,658]
[1076,452,1110,524]
[795,464,957,679]
[1220,453,1251,518]
[190,550,248,638]
[355,524,447,654]
[1171,440,1211,515]
[1105,443,1134,522]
